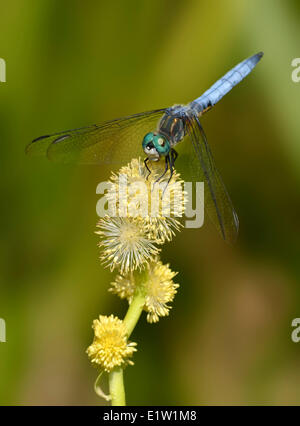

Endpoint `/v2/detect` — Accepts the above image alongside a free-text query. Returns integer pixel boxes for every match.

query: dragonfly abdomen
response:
[190,52,263,115]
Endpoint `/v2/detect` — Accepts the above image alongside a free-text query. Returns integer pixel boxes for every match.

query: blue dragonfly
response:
[26,52,263,243]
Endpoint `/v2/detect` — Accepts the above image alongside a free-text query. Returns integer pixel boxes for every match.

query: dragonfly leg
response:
[166,154,174,185]
[162,149,177,189]
[154,156,169,184]
[171,148,178,164]
[161,155,174,196]
[144,157,151,180]
[154,150,177,192]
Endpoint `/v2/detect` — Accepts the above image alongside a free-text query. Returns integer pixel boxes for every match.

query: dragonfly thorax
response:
[142,132,170,160]
[158,110,185,146]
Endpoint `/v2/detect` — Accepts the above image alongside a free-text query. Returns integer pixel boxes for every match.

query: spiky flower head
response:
[86,314,137,373]
[105,158,187,244]
[110,259,179,323]
[144,261,179,323]
[96,216,160,274]
[109,272,136,303]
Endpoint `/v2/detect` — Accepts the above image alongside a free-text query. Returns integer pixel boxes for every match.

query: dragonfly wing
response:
[178,114,239,243]
[26,109,166,165]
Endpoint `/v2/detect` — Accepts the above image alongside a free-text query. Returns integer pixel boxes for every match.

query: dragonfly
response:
[26,52,263,244]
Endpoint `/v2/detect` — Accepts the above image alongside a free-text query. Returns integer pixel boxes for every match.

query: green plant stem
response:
[123,287,146,338]
[108,279,146,406]
[109,367,125,406]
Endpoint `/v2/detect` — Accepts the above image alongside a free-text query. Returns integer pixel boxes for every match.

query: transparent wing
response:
[26,109,166,165]
[177,114,239,243]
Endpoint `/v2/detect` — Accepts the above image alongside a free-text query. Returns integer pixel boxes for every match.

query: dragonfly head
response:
[142,132,170,160]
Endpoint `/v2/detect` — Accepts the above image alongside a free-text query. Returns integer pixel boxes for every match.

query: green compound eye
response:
[153,134,170,156]
[142,132,154,150]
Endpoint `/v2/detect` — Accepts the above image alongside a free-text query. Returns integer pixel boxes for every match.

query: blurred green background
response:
[1,0,300,405]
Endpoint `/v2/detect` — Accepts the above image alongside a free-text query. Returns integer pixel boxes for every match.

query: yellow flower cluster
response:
[96,158,186,274]
[96,217,159,274]
[88,159,183,385]
[86,315,137,373]
[110,259,179,323]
